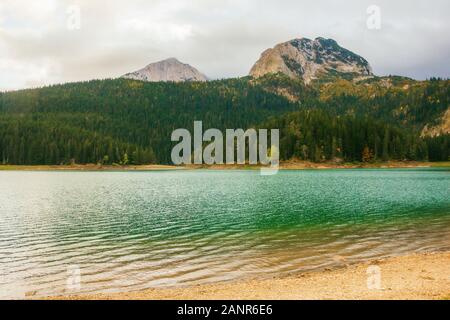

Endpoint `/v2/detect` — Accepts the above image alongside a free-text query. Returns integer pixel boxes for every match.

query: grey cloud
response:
[0,0,449,90]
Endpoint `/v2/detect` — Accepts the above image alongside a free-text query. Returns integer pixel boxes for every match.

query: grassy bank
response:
[0,164,182,171]
[0,161,449,171]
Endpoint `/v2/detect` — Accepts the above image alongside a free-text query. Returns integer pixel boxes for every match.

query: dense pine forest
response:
[263,109,448,162]
[0,75,448,165]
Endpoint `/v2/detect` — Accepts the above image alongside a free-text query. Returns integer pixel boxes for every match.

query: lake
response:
[0,169,449,298]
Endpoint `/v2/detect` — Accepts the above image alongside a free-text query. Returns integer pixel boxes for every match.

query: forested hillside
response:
[262,109,449,162]
[0,76,448,165]
[0,78,297,164]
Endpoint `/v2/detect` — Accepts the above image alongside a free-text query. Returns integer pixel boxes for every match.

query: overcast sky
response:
[0,0,449,90]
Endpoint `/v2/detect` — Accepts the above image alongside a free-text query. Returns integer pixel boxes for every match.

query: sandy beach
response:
[47,251,450,300]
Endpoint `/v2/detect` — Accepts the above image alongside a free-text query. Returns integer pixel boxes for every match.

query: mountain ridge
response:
[250,37,373,84]
[122,57,208,82]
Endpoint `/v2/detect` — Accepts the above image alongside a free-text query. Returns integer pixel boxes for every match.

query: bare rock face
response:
[122,58,208,82]
[250,37,373,84]
[421,108,450,137]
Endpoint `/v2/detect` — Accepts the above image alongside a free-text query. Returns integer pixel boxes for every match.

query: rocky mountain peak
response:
[250,37,373,84]
[122,58,208,82]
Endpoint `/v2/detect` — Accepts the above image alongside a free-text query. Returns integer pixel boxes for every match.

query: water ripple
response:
[0,169,449,298]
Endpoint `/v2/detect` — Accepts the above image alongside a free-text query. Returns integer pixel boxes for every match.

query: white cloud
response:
[0,58,60,90]
[0,0,449,90]
[118,19,193,42]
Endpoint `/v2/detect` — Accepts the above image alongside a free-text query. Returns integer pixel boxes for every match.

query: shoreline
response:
[47,251,450,300]
[1,161,449,171]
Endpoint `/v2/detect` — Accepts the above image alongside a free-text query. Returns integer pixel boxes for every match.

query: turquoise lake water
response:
[0,169,449,298]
